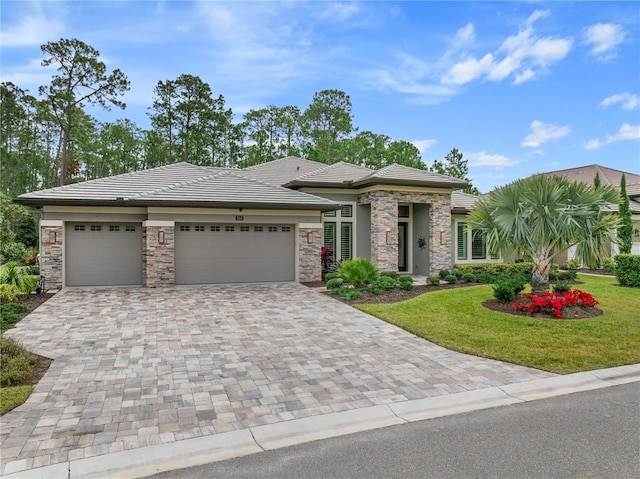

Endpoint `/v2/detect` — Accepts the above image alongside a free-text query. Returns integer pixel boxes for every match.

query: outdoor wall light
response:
[49,231,57,244]
[307,231,314,244]
[158,230,165,244]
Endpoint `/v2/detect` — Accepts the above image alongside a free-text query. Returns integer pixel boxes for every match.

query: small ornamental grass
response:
[514,290,599,319]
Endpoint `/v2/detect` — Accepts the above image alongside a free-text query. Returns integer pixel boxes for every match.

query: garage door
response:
[175,223,295,284]
[65,222,142,286]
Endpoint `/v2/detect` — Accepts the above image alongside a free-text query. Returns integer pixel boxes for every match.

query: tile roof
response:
[541,164,640,191]
[15,163,339,210]
[451,191,481,212]
[352,163,469,189]
[284,162,374,187]
[243,157,326,186]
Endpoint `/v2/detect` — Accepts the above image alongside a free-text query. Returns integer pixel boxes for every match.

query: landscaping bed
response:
[482,296,603,319]
[319,282,478,304]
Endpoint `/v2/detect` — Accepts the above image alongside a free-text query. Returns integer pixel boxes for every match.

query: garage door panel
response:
[175,223,294,284]
[66,223,142,286]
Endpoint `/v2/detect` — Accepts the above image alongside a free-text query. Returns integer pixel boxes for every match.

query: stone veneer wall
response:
[143,225,175,287]
[40,224,63,289]
[358,190,453,275]
[298,227,322,282]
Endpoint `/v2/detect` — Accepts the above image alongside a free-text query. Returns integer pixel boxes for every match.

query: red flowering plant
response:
[514,290,599,319]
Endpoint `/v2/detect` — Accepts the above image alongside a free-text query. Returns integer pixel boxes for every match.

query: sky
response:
[1,1,639,193]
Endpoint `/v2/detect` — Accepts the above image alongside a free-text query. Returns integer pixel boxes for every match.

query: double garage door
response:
[65,222,295,286]
[175,223,295,284]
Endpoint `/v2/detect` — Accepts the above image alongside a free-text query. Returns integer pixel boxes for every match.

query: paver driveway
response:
[1,283,555,475]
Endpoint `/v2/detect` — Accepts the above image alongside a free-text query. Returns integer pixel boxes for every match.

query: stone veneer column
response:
[298,225,322,282]
[40,220,63,289]
[143,221,175,287]
[359,192,398,271]
[426,193,453,274]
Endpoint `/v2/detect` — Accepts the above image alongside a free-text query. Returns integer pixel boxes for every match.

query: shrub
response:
[398,276,414,291]
[456,262,542,277]
[324,272,339,282]
[370,276,397,295]
[427,276,440,286]
[557,270,577,282]
[461,273,476,283]
[444,274,457,284]
[337,287,361,301]
[475,272,498,284]
[380,271,399,280]
[514,290,598,319]
[0,262,39,295]
[564,259,580,271]
[493,282,515,303]
[548,271,558,281]
[338,258,379,289]
[0,242,31,265]
[614,254,640,287]
[0,337,37,387]
[0,303,29,330]
[0,284,18,303]
[553,283,571,293]
[438,269,450,279]
[326,278,344,291]
[602,257,615,274]
[451,269,464,279]
[370,282,385,295]
[501,274,528,295]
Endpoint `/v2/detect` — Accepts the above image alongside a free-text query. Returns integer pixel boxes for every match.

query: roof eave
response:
[351,178,469,189]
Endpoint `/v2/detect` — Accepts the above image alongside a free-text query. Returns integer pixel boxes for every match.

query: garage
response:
[65,222,143,286]
[175,223,295,284]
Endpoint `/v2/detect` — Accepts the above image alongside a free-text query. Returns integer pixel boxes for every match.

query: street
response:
[147,382,639,479]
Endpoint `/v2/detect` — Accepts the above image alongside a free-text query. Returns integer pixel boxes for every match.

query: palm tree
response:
[469,174,621,294]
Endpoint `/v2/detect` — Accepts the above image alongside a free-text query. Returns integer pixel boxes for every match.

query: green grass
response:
[0,385,33,415]
[357,275,640,374]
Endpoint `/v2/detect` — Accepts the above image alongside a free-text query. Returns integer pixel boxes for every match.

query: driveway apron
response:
[1,283,555,474]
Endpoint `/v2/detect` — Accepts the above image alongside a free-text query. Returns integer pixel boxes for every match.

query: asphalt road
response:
[147,382,640,479]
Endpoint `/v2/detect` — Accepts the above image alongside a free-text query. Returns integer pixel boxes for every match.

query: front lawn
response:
[357,275,640,374]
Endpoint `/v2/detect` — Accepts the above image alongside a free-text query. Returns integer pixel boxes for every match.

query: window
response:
[211,226,220,232]
[324,210,336,217]
[225,226,234,232]
[125,225,136,232]
[323,223,336,262]
[398,205,410,218]
[74,225,85,231]
[472,230,487,260]
[195,225,205,232]
[180,225,190,232]
[268,226,278,232]
[109,225,120,232]
[341,205,352,218]
[254,226,263,232]
[240,226,250,232]
[282,226,291,232]
[457,222,468,260]
[340,223,352,261]
[90,225,101,231]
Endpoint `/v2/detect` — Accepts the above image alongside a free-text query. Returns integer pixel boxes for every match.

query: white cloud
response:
[317,3,361,22]
[584,123,640,150]
[521,120,571,148]
[453,23,475,48]
[442,11,572,86]
[583,23,625,59]
[465,151,520,167]
[411,139,438,153]
[600,92,640,111]
[0,13,65,47]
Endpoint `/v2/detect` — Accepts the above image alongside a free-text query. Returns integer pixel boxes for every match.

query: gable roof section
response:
[542,164,640,191]
[243,156,326,186]
[15,163,339,211]
[352,163,469,189]
[451,191,482,213]
[284,162,374,188]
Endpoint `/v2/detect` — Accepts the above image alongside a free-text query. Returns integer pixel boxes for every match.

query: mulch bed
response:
[483,295,603,320]
[3,293,57,387]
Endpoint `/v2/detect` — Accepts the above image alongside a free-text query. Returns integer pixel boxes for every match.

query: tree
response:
[429,148,479,194]
[301,89,354,164]
[39,39,130,185]
[469,174,621,294]
[593,172,601,189]
[618,174,633,254]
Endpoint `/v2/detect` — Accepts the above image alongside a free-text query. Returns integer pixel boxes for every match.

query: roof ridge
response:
[292,161,365,180]
[131,170,227,199]
[244,156,322,171]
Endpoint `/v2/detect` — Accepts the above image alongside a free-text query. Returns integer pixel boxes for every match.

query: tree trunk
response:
[531,262,551,295]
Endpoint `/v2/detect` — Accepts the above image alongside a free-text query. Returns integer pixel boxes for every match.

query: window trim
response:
[321,201,356,262]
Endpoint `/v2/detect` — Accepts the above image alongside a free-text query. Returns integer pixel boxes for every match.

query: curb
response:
[4,364,639,479]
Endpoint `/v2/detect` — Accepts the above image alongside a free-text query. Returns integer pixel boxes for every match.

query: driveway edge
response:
[4,364,639,479]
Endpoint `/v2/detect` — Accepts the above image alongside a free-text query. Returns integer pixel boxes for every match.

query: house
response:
[541,164,640,260]
[16,157,482,289]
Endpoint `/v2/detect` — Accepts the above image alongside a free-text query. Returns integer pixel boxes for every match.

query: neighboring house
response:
[16,157,475,289]
[541,164,640,261]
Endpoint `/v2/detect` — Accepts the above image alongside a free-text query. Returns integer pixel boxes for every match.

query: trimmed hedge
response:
[456,262,559,276]
[614,254,640,287]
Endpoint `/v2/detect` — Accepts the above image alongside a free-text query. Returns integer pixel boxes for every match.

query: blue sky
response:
[1,1,639,192]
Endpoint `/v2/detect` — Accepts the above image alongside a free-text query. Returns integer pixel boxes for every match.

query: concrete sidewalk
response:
[4,364,638,479]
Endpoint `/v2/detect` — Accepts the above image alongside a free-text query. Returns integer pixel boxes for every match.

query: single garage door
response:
[175,223,295,284]
[65,222,142,286]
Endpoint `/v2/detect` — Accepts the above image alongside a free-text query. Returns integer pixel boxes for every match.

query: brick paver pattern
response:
[1,284,555,474]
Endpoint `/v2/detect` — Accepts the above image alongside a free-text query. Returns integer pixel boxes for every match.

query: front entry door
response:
[398,222,408,272]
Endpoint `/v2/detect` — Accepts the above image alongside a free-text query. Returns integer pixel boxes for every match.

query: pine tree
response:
[618,174,633,254]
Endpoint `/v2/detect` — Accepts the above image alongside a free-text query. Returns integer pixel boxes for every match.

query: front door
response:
[398,222,408,272]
